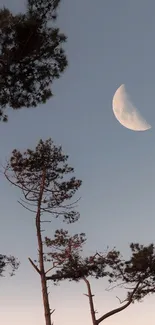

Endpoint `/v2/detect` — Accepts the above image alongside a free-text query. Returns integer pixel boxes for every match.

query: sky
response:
[0,0,155,324]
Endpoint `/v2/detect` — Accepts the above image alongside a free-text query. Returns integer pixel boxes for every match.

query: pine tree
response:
[0,0,67,121]
[43,230,155,325]
[4,138,82,325]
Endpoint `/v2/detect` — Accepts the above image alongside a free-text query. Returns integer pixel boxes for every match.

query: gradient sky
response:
[0,0,155,324]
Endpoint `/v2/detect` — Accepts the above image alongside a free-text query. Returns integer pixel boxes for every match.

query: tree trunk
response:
[40,272,51,325]
[83,277,97,325]
[36,170,52,325]
[36,209,52,325]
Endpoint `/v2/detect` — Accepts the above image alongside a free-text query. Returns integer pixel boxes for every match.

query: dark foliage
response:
[27,0,61,21]
[44,229,120,283]
[44,230,155,303]
[112,243,155,302]
[0,254,19,277]
[5,138,82,223]
[0,0,67,121]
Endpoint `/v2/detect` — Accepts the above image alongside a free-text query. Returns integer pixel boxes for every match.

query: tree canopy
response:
[43,229,155,324]
[4,138,81,223]
[0,254,19,277]
[0,0,67,121]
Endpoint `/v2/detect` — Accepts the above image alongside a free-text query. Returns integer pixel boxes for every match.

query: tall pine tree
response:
[4,138,82,325]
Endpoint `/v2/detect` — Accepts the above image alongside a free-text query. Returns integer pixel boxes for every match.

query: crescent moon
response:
[112,84,151,131]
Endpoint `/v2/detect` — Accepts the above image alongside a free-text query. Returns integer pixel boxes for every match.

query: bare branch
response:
[45,266,56,274]
[20,197,38,207]
[41,220,51,223]
[28,257,41,274]
[106,282,127,292]
[50,309,55,315]
[40,208,71,215]
[4,167,39,197]
[18,200,37,213]
[55,197,81,209]
[116,295,129,304]
[96,281,141,324]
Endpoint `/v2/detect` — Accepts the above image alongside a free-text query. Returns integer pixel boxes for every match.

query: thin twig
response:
[18,200,37,213]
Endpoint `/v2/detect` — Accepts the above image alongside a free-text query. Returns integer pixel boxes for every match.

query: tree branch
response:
[4,167,39,198]
[28,257,41,274]
[96,281,141,324]
[45,266,56,274]
[18,200,37,213]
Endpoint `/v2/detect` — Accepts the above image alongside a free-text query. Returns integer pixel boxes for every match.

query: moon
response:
[112,84,151,131]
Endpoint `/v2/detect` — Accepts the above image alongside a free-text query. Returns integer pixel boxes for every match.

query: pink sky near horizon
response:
[1,278,155,325]
[1,265,154,325]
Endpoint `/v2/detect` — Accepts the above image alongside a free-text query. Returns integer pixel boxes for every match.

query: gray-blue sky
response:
[0,1,155,324]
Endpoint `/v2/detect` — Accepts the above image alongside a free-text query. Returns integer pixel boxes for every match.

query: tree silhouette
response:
[0,0,67,121]
[4,138,82,325]
[43,230,155,325]
[0,254,19,277]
